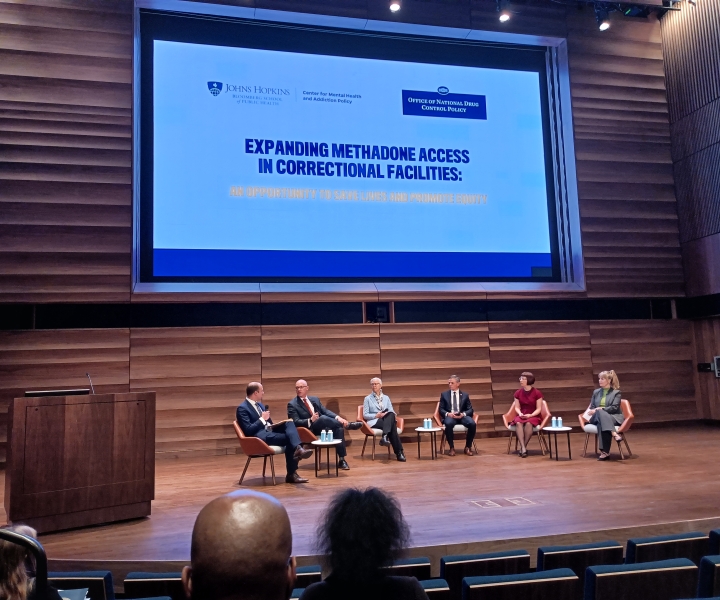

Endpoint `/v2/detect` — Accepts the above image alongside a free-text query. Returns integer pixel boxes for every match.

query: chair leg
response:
[506,431,513,454]
[595,435,598,455]
[538,431,547,456]
[440,431,446,454]
[361,435,368,458]
[262,456,267,477]
[372,436,376,460]
[239,456,252,485]
[583,433,589,457]
[472,441,479,455]
[270,455,276,485]
[623,436,632,456]
[617,438,625,460]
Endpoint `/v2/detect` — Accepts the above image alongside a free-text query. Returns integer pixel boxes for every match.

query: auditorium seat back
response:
[462,568,578,600]
[49,571,114,600]
[420,579,451,600]
[584,558,698,600]
[710,529,720,555]
[625,531,709,564]
[384,557,432,580]
[295,564,322,588]
[698,555,720,598]
[537,540,623,590]
[124,573,184,600]
[441,550,530,600]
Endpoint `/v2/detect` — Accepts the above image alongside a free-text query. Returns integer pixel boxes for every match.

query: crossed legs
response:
[516,422,534,455]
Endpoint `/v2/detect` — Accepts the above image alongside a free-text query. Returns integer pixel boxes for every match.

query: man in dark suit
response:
[439,374,476,456]
[287,379,362,471]
[236,382,313,484]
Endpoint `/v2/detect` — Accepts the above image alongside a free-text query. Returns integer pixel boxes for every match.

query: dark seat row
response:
[50,528,720,600]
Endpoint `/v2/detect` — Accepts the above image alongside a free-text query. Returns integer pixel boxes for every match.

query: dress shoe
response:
[285,472,308,484]
[396,452,406,462]
[598,453,610,461]
[346,421,363,430]
[464,447,473,456]
[448,448,456,456]
[379,435,390,447]
[294,446,313,461]
[338,458,350,470]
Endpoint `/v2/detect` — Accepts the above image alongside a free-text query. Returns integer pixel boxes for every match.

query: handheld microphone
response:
[86,372,95,395]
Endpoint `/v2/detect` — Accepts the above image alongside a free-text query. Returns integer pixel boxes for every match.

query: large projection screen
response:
[138,11,575,285]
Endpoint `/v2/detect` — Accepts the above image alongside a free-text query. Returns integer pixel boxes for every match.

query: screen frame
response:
[132,0,585,295]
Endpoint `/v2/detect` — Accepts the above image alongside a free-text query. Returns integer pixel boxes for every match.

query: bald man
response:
[287,379,362,471]
[182,490,295,600]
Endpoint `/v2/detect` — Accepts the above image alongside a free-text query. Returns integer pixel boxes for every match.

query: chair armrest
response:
[502,410,514,428]
[297,427,317,443]
[578,413,588,428]
[238,436,274,456]
[396,416,405,433]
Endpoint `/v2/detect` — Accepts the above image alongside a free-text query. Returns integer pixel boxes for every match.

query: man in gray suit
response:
[363,377,406,462]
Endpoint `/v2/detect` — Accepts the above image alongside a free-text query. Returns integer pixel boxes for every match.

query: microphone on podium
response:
[86,372,96,395]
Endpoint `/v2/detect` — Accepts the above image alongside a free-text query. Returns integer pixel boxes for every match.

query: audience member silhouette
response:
[182,490,296,600]
[300,487,429,600]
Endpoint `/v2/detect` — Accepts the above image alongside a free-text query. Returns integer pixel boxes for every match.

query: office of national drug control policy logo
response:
[207,81,223,96]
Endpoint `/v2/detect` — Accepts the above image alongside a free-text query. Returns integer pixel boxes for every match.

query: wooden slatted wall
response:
[0,0,133,302]
[690,318,720,421]
[129,327,261,456]
[589,320,696,422]
[488,321,595,429]
[567,10,684,297]
[0,328,130,462]
[379,322,493,432]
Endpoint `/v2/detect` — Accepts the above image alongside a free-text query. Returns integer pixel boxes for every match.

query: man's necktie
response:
[453,392,458,413]
[255,402,262,417]
[304,398,314,415]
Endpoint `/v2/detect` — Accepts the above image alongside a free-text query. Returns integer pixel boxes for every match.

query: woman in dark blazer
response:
[586,370,624,461]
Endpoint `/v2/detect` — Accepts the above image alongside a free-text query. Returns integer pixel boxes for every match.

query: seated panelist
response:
[236,382,313,484]
[287,379,362,471]
[363,377,406,462]
[586,369,625,461]
[439,375,476,456]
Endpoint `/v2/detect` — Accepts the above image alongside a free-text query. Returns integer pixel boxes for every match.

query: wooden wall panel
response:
[690,318,720,421]
[568,11,684,297]
[0,328,130,462]
[589,320,696,423]
[0,0,132,302]
[260,324,381,443]
[489,321,595,429]
[379,322,493,433]
[129,327,261,456]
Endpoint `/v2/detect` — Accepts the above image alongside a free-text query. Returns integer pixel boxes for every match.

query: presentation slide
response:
[151,39,554,279]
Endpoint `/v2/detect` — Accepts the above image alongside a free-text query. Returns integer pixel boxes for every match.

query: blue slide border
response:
[154,249,552,278]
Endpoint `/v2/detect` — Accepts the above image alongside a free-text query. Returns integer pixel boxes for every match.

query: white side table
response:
[311,439,342,476]
[542,426,573,461]
[415,427,442,460]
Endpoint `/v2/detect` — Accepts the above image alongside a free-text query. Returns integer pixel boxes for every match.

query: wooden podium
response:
[4,392,155,533]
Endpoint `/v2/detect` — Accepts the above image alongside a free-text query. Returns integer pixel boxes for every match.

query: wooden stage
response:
[2,425,720,580]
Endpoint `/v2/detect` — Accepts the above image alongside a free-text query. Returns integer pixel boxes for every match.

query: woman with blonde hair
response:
[585,370,624,461]
[0,525,60,600]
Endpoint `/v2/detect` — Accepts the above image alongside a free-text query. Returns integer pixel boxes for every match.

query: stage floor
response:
[3,425,720,574]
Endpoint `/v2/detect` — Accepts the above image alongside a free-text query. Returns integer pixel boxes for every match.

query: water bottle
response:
[551,416,558,428]
[328,430,333,441]
[424,418,429,429]
[558,417,563,428]
[320,430,327,442]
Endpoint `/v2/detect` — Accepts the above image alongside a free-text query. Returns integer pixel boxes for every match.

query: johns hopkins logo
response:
[207,81,223,96]
[437,86,450,95]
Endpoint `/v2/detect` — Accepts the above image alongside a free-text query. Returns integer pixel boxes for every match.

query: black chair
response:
[441,550,530,600]
[421,579,451,600]
[0,529,48,600]
[124,573,184,600]
[295,564,322,588]
[463,568,578,600]
[537,540,623,591]
[584,558,698,600]
[698,555,720,598]
[385,557,432,580]
[625,531,709,564]
[49,572,114,600]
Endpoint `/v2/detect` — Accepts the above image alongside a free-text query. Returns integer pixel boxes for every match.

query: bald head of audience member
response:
[182,490,296,600]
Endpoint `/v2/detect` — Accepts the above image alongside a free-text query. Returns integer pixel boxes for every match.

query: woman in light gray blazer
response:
[586,370,624,461]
